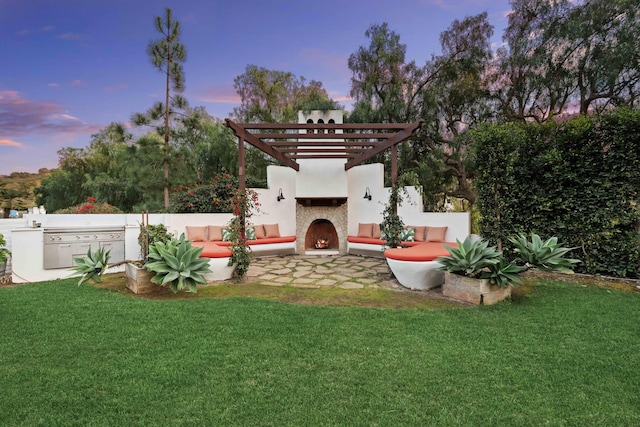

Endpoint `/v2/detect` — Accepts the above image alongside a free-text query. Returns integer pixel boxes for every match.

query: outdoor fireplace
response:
[304,219,339,252]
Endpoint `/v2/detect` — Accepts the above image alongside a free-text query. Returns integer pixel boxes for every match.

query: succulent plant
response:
[437,236,523,288]
[508,233,580,274]
[145,233,211,293]
[436,236,502,278]
[72,246,111,286]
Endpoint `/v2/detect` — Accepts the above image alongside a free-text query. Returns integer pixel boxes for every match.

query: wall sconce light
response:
[363,187,372,201]
[277,188,285,202]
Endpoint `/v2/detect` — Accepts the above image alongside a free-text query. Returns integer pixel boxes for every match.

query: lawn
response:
[1,278,638,426]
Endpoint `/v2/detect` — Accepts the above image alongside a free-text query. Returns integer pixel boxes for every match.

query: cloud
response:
[299,48,349,75]
[70,80,87,87]
[57,32,85,41]
[332,96,352,103]
[17,25,55,36]
[0,90,100,137]
[105,84,128,92]
[48,83,60,88]
[0,138,23,147]
[199,85,241,104]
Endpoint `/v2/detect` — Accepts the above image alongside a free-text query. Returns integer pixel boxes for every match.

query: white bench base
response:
[203,258,236,281]
[347,242,386,258]
[251,241,296,257]
[385,258,444,290]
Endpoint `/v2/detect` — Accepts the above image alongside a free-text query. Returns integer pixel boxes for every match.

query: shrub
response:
[72,247,111,286]
[473,108,640,278]
[436,236,523,288]
[55,197,123,214]
[145,234,211,293]
[509,233,580,274]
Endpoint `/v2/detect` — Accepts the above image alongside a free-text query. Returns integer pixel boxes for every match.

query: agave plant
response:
[72,246,111,286]
[508,233,580,274]
[145,233,211,293]
[485,257,523,288]
[436,236,502,278]
[437,236,524,288]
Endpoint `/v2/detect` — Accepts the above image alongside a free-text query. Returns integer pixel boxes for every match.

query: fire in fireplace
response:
[305,219,339,251]
[315,238,330,249]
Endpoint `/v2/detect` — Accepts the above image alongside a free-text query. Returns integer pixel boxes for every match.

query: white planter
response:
[442,272,511,305]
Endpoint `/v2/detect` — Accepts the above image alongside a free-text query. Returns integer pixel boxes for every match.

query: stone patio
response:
[246,255,404,291]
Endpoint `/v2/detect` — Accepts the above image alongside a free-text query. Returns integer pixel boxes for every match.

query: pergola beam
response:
[225,118,424,177]
[225,119,299,171]
[344,120,424,170]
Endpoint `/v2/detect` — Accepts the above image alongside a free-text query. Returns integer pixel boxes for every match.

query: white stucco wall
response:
[249,166,297,236]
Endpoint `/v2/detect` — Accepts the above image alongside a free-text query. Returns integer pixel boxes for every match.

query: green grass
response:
[1,279,638,426]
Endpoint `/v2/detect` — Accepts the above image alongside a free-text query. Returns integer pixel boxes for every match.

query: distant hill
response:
[0,168,52,213]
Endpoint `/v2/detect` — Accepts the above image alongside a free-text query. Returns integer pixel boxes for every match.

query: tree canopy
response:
[29,1,640,215]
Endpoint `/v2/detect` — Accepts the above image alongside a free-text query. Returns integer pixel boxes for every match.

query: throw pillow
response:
[254,224,266,239]
[357,222,373,238]
[400,227,415,242]
[186,226,207,242]
[412,226,427,242]
[426,226,448,242]
[245,226,256,240]
[379,224,388,241]
[207,225,223,241]
[372,223,381,239]
[222,227,233,241]
[264,223,281,238]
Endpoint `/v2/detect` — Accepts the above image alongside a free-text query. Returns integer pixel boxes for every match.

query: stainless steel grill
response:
[43,227,125,270]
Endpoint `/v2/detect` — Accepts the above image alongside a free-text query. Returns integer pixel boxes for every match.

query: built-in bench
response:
[347,222,461,290]
[185,224,296,255]
[190,241,236,281]
[184,224,296,281]
[347,223,450,257]
[384,242,456,290]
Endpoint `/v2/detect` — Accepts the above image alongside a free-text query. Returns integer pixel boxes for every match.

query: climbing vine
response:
[227,188,260,281]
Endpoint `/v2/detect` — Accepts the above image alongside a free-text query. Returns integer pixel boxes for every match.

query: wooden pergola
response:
[224,119,424,190]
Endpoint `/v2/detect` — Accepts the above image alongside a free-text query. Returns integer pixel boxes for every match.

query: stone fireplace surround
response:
[296,203,348,255]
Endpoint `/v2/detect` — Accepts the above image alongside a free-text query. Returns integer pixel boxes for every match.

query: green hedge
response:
[473,108,640,278]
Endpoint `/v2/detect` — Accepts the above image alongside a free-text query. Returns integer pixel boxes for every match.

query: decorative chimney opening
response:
[305,219,339,251]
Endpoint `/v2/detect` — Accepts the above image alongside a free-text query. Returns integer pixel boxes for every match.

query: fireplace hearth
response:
[296,202,348,255]
[304,219,339,252]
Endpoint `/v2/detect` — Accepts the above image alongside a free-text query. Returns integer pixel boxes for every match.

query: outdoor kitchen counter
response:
[11,226,126,284]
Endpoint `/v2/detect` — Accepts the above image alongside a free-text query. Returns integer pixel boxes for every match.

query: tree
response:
[559,0,640,113]
[347,17,494,208]
[348,23,433,124]
[491,0,574,123]
[132,7,187,210]
[233,65,340,123]
[81,123,144,212]
[493,0,640,120]
[35,147,90,211]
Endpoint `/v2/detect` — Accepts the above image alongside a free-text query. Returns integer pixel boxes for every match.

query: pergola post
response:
[237,133,246,242]
[225,118,424,223]
[391,144,398,214]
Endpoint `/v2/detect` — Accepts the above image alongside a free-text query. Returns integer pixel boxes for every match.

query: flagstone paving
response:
[246,255,404,291]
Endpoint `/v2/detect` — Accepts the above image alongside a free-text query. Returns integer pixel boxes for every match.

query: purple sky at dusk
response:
[0,0,511,175]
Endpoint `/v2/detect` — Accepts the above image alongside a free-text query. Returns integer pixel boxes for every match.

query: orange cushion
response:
[191,242,233,258]
[372,223,381,239]
[384,242,456,262]
[357,223,373,237]
[207,225,223,241]
[186,226,207,242]
[247,236,296,245]
[347,236,386,245]
[411,226,427,242]
[254,224,267,239]
[426,226,448,242]
[263,223,281,238]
